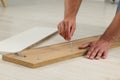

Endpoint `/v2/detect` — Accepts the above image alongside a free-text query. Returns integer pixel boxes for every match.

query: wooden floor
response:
[0,0,120,80]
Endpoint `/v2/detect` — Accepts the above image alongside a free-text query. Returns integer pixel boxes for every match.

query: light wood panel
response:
[0,27,57,53]
[2,35,120,68]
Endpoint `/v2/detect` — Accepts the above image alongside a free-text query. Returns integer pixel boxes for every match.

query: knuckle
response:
[90,42,95,47]
[94,47,99,52]
[89,47,95,52]
[91,52,96,56]
[97,51,103,56]
[97,51,102,56]
[63,20,67,23]
[63,20,68,23]
[99,50,104,53]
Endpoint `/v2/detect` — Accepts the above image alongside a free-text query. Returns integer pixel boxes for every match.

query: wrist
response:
[64,15,76,21]
[100,34,115,43]
[98,37,112,46]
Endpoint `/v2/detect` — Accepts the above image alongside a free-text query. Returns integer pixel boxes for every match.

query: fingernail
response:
[95,57,99,60]
[90,56,94,60]
[90,58,93,60]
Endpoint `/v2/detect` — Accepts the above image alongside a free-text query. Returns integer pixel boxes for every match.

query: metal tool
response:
[14,52,26,57]
[69,40,73,52]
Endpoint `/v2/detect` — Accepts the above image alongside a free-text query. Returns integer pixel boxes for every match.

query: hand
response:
[57,18,76,40]
[78,39,112,60]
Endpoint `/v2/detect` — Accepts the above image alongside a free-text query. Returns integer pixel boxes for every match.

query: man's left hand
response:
[78,39,112,60]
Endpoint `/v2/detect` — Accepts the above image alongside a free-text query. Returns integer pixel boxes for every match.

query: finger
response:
[67,23,71,40]
[65,22,70,40]
[57,24,60,33]
[70,24,76,38]
[78,42,90,49]
[85,46,95,59]
[58,23,62,34]
[60,23,66,39]
[95,50,104,60]
[89,47,99,59]
[65,22,71,40]
[63,22,68,40]
[102,50,108,59]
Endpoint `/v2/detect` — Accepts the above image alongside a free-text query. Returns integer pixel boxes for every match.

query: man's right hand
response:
[57,18,76,40]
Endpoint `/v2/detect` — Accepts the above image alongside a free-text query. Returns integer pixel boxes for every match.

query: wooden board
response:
[2,36,120,68]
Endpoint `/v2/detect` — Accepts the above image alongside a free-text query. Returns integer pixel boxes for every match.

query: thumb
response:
[78,43,91,49]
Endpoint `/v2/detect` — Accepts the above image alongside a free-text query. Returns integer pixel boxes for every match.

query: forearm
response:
[64,0,82,19]
[100,11,120,43]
